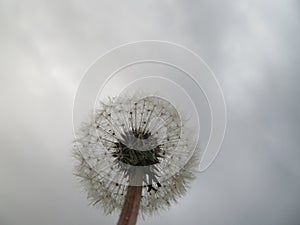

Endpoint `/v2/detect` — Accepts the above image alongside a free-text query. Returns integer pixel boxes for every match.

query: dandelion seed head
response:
[73,94,199,215]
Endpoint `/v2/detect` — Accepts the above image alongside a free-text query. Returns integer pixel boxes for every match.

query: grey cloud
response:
[1,1,299,225]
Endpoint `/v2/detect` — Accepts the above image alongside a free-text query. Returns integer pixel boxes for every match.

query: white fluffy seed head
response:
[73,94,200,216]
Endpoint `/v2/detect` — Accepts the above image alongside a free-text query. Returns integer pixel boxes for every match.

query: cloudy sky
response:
[1,0,300,225]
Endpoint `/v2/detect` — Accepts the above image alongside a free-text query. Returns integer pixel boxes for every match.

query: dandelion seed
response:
[73,94,199,224]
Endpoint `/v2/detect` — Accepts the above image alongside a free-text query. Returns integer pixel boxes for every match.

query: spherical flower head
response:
[73,94,200,216]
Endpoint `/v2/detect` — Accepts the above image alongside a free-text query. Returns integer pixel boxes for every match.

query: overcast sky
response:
[1,0,300,225]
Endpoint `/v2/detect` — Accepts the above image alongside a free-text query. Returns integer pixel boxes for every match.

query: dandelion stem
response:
[117,170,143,225]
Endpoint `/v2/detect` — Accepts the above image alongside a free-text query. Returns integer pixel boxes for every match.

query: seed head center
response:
[112,129,163,166]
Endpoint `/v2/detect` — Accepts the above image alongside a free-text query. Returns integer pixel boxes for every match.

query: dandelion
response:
[73,94,199,225]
